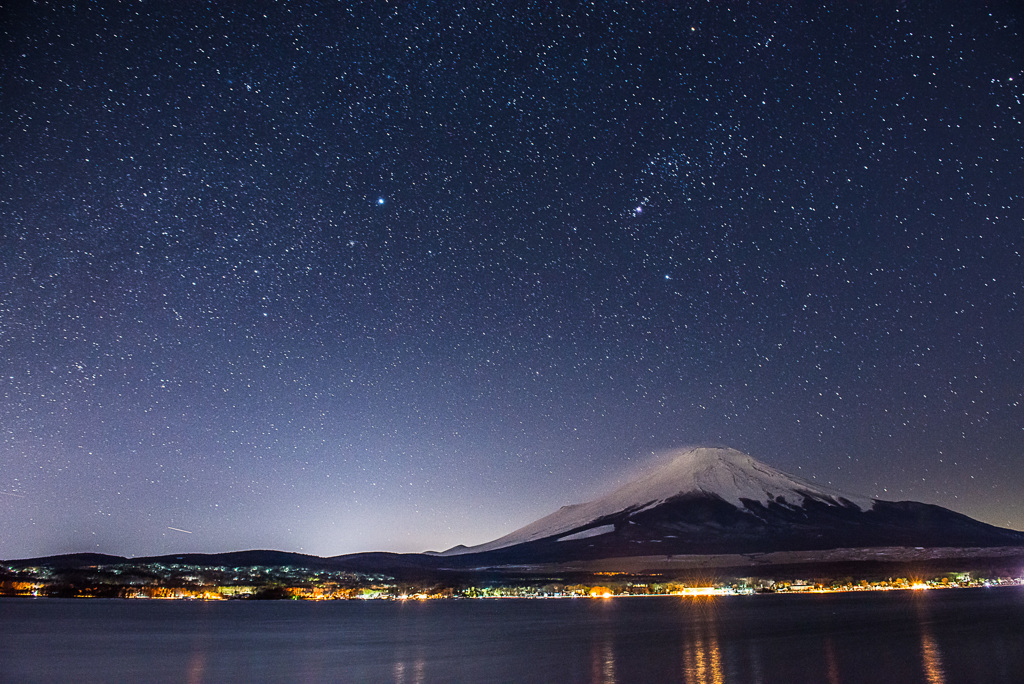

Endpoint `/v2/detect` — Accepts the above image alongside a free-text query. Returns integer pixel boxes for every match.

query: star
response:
[1,0,1020,560]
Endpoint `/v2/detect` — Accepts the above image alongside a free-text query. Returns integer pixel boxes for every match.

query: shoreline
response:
[4,576,1021,601]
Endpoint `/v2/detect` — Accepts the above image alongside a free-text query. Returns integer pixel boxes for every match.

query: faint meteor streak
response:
[167,526,193,534]
[1,491,27,498]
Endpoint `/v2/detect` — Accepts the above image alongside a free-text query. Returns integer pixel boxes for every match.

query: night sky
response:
[2,2,1022,560]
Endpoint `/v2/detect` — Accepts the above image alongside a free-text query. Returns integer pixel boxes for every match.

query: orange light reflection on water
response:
[920,627,946,684]
[590,634,617,684]
[681,597,724,684]
[914,592,947,684]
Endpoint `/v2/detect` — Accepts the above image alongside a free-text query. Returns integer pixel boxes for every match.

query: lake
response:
[2,588,1023,683]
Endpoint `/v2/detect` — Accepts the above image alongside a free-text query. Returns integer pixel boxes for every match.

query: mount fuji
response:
[428,447,1024,565]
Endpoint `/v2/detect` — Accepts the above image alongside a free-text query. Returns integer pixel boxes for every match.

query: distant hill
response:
[4,549,331,570]
[4,553,128,569]
[132,549,334,568]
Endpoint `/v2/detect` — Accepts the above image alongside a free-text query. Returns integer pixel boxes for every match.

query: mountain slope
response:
[440,447,1024,563]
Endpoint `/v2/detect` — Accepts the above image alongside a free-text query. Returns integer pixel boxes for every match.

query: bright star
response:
[377,197,386,205]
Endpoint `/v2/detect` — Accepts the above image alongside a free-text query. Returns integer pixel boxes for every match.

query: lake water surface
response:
[2,588,1023,683]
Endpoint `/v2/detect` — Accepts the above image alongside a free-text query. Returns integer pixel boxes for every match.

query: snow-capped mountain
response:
[448,447,868,555]
[438,447,1024,562]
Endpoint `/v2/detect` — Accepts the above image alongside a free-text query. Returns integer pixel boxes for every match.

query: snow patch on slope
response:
[450,447,874,555]
[557,524,616,542]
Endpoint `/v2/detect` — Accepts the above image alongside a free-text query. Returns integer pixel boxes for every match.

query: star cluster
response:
[1,1,1021,558]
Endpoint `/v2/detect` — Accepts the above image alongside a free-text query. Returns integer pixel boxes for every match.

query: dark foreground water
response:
[2,588,1023,683]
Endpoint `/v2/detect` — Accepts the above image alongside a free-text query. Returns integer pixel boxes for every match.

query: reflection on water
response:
[915,596,946,684]
[746,642,765,684]
[823,638,841,684]
[186,650,205,684]
[393,647,426,684]
[681,599,724,684]
[591,599,617,683]
[920,629,945,684]
[392,658,425,684]
[674,592,953,684]
[590,633,616,684]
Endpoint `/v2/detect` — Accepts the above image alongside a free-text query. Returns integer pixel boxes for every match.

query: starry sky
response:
[1,1,1022,560]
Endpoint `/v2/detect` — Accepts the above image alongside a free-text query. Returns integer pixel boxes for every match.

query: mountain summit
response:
[441,447,1024,562]
[591,446,873,510]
